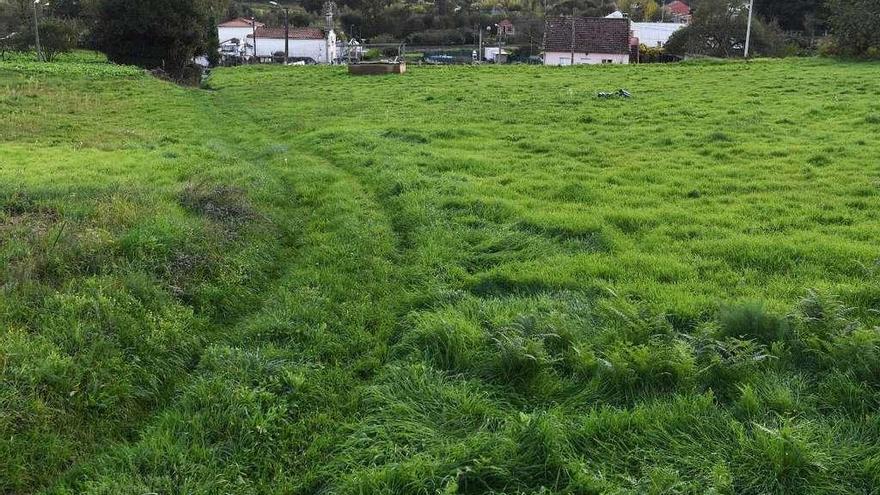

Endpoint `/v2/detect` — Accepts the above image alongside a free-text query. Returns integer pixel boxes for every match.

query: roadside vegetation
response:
[2,56,879,493]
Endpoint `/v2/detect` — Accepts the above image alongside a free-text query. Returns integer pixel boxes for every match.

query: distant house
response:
[218,18,264,50]
[664,1,691,23]
[217,18,264,60]
[542,16,631,65]
[631,22,685,47]
[602,9,684,48]
[497,19,515,37]
[248,27,338,64]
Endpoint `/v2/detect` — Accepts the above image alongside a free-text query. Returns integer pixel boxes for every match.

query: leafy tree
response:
[545,0,616,16]
[32,17,80,60]
[94,0,225,76]
[826,0,880,57]
[49,0,84,18]
[6,9,80,60]
[225,1,254,19]
[0,0,28,34]
[665,0,783,57]
[754,0,827,32]
[618,0,661,21]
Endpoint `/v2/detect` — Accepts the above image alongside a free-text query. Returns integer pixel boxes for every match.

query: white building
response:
[543,16,631,65]
[603,11,686,48]
[248,27,337,64]
[218,18,264,58]
[631,22,685,47]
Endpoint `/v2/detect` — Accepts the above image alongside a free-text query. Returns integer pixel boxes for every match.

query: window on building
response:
[558,58,571,66]
[602,59,614,64]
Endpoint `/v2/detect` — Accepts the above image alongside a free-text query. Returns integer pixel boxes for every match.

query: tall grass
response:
[1,57,879,493]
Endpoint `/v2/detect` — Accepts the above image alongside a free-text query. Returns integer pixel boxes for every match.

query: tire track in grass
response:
[51,149,405,493]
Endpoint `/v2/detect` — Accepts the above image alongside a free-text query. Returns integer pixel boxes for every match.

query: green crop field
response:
[2,53,880,494]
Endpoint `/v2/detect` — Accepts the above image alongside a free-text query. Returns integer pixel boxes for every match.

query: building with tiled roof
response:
[497,19,516,36]
[664,1,692,23]
[248,26,326,40]
[246,26,337,63]
[542,16,631,65]
[219,18,265,28]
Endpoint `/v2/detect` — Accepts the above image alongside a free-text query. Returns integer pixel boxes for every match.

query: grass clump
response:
[719,301,790,344]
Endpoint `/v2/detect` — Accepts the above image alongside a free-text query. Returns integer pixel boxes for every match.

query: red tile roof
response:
[543,16,631,55]
[498,19,514,27]
[219,17,265,28]
[665,1,691,16]
[248,27,325,40]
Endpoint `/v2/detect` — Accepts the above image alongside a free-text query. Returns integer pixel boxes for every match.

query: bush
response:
[94,0,216,79]
[12,17,80,61]
[826,0,880,57]
[406,28,467,46]
[39,18,80,61]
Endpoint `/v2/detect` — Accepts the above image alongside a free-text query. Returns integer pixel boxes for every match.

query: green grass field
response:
[2,53,880,494]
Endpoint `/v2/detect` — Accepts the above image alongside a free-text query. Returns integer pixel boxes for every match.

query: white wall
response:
[543,52,629,65]
[484,47,510,62]
[631,22,684,47]
[254,31,337,63]
[254,38,324,61]
[218,26,254,44]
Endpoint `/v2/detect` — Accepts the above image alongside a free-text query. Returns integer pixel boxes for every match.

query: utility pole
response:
[496,26,502,64]
[744,0,755,58]
[269,1,289,64]
[252,16,258,62]
[32,0,43,62]
[284,7,289,63]
[570,8,576,66]
[478,25,482,62]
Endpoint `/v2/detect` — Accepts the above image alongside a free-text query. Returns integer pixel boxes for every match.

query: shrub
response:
[12,18,80,62]
[363,48,381,60]
[826,0,880,57]
[38,18,80,62]
[94,0,217,78]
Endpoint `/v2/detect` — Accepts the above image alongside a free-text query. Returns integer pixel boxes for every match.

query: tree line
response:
[0,0,878,75]
[663,0,879,58]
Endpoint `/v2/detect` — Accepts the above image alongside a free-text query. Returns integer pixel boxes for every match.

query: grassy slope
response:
[1,55,879,494]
